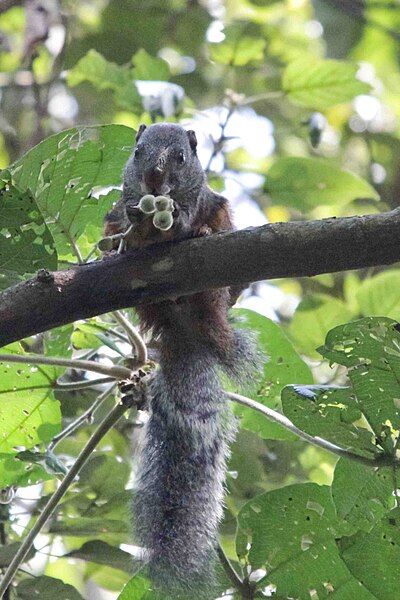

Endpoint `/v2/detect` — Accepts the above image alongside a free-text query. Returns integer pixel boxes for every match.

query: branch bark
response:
[1,209,400,346]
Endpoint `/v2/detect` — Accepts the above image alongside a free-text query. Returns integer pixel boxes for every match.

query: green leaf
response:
[0,453,51,488]
[67,49,141,111]
[282,385,379,459]
[332,459,394,533]
[0,345,61,454]
[283,58,371,109]
[10,125,134,257]
[341,508,400,599]
[288,294,355,357]
[357,270,400,320]
[17,575,84,599]
[118,575,153,600]
[236,483,374,599]
[65,540,137,573]
[49,518,129,537]
[78,455,130,500]
[15,449,67,476]
[319,317,400,454]
[233,308,313,440]
[209,33,266,66]
[131,48,170,80]
[0,179,56,290]
[265,157,379,210]
[0,543,35,567]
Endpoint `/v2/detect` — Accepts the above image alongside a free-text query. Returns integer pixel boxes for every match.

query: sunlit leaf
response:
[283,58,371,109]
[265,157,379,210]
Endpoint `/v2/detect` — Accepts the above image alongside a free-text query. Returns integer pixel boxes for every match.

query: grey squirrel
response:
[104,123,256,599]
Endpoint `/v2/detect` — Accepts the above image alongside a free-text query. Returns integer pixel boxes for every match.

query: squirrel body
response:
[104,123,255,599]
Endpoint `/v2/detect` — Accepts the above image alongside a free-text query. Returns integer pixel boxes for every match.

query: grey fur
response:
[132,332,240,599]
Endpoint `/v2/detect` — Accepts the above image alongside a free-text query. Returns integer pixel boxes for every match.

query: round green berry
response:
[98,237,114,251]
[153,210,174,231]
[155,195,174,212]
[138,194,156,214]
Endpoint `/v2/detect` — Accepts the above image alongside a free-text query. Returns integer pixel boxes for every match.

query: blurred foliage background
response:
[0,0,400,598]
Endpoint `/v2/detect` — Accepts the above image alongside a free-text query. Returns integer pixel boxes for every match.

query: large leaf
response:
[332,458,395,533]
[319,317,400,454]
[282,385,379,459]
[236,483,374,599]
[233,309,313,440]
[131,48,170,81]
[265,157,379,210]
[0,177,56,290]
[0,344,61,456]
[118,575,153,600]
[288,294,355,357]
[283,58,371,109]
[10,125,134,257]
[357,270,400,321]
[65,540,136,573]
[67,50,141,110]
[341,508,400,600]
[17,575,83,599]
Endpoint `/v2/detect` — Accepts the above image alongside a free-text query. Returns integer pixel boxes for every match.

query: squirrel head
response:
[123,123,205,203]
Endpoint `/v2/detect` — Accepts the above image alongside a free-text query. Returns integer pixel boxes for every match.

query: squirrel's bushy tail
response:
[132,325,255,599]
[133,346,233,598]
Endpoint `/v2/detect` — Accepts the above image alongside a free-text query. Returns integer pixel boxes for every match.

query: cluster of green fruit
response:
[138,194,175,231]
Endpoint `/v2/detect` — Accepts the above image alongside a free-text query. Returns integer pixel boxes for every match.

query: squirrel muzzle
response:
[143,148,171,196]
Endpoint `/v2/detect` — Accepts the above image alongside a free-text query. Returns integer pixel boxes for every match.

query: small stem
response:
[0,353,132,380]
[112,311,148,366]
[0,395,137,598]
[55,376,115,391]
[240,91,284,106]
[217,543,244,591]
[205,105,235,173]
[227,392,399,468]
[48,383,117,451]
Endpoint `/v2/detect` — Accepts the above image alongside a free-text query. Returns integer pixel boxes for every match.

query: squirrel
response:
[104,123,256,599]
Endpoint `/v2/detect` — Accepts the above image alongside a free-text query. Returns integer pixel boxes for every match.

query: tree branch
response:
[1,209,399,346]
[227,392,399,468]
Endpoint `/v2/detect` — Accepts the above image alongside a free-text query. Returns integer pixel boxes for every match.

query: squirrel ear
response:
[136,124,147,142]
[186,129,197,153]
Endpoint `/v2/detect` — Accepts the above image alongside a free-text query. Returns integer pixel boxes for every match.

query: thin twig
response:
[205,106,235,173]
[55,376,115,391]
[112,311,148,366]
[48,383,117,451]
[0,353,132,380]
[227,392,399,468]
[0,395,138,598]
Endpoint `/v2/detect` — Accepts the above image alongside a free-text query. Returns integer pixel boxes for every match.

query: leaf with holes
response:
[236,483,375,599]
[318,317,400,454]
[282,384,382,459]
[233,308,313,440]
[0,344,61,456]
[341,508,400,600]
[10,125,134,257]
[332,459,395,533]
[0,177,56,290]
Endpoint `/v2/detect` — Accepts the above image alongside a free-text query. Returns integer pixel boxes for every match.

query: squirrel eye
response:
[134,147,141,159]
[178,150,186,165]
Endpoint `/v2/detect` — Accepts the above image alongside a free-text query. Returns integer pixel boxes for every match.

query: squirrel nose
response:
[144,166,170,195]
